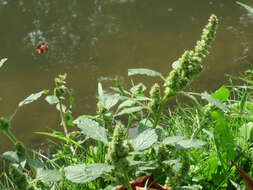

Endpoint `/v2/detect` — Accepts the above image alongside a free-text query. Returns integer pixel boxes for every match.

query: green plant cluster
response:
[0,13,252,190]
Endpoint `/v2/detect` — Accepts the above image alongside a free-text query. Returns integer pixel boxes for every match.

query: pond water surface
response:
[0,0,253,153]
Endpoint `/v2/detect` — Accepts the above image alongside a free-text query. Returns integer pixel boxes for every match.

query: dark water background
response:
[0,0,253,153]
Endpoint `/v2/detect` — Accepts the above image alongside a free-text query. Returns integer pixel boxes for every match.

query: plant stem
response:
[125,115,134,137]
[121,169,132,190]
[153,95,171,128]
[4,129,18,144]
[59,100,69,138]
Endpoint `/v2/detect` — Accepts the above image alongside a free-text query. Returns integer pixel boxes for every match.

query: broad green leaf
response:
[137,119,154,135]
[239,92,248,112]
[0,58,7,68]
[211,86,230,102]
[64,163,113,184]
[140,119,153,128]
[36,132,83,148]
[175,139,207,149]
[202,92,230,112]
[77,118,108,145]
[211,110,224,120]
[18,90,48,107]
[36,169,62,182]
[239,122,253,142]
[133,129,158,151]
[128,68,162,77]
[26,158,44,169]
[117,99,135,110]
[163,136,206,149]
[236,1,253,14]
[103,93,120,109]
[116,106,143,116]
[213,117,236,164]
[73,115,94,125]
[45,95,59,105]
[1,151,19,163]
[163,136,185,145]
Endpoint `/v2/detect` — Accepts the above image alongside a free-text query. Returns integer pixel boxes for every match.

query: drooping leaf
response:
[26,158,44,169]
[98,82,104,103]
[64,163,113,184]
[56,103,67,112]
[35,132,83,148]
[163,136,206,149]
[45,95,59,105]
[36,169,62,182]
[163,136,185,145]
[213,115,236,164]
[77,118,108,145]
[18,90,48,107]
[236,1,253,14]
[73,115,94,125]
[230,180,243,190]
[175,139,207,149]
[116,106,143,116]
[239,92,248,112]
[128,68,162,77]
[117,99,135,110]
[111,87,131,95]
[130,83,146,94]
[202,129,214,139]
[133,96,151,101]
[211,86,230,102]
[1,151,19,163]
[171,60,181,69]
[0,58,7,68]
[202,92,230,112]
[140,119,153,128]
[133,129,158,151]
[239,122,253,143]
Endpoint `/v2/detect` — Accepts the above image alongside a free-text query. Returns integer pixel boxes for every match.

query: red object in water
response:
[36,43,48,54]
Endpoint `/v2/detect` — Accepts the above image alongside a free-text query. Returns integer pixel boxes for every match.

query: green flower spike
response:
[164,14,218,101]
[107,123,130,169]
[107,123,133,190]
[149,83,161,113]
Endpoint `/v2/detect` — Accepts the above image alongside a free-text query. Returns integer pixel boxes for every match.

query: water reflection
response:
[0,0,253,152]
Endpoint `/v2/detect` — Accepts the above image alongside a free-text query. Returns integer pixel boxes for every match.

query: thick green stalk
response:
[153,15,218,128]
[59,100,69,138]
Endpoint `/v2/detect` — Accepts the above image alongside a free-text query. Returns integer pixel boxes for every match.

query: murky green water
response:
[0,0,252,152]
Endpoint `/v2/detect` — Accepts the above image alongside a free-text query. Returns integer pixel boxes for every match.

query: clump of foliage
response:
[0,13,252,190]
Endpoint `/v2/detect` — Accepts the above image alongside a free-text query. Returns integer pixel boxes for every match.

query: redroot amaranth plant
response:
[107,123,133,190]
[153,14,218,127]
[54,73,70,137]
[164,14,218,99]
